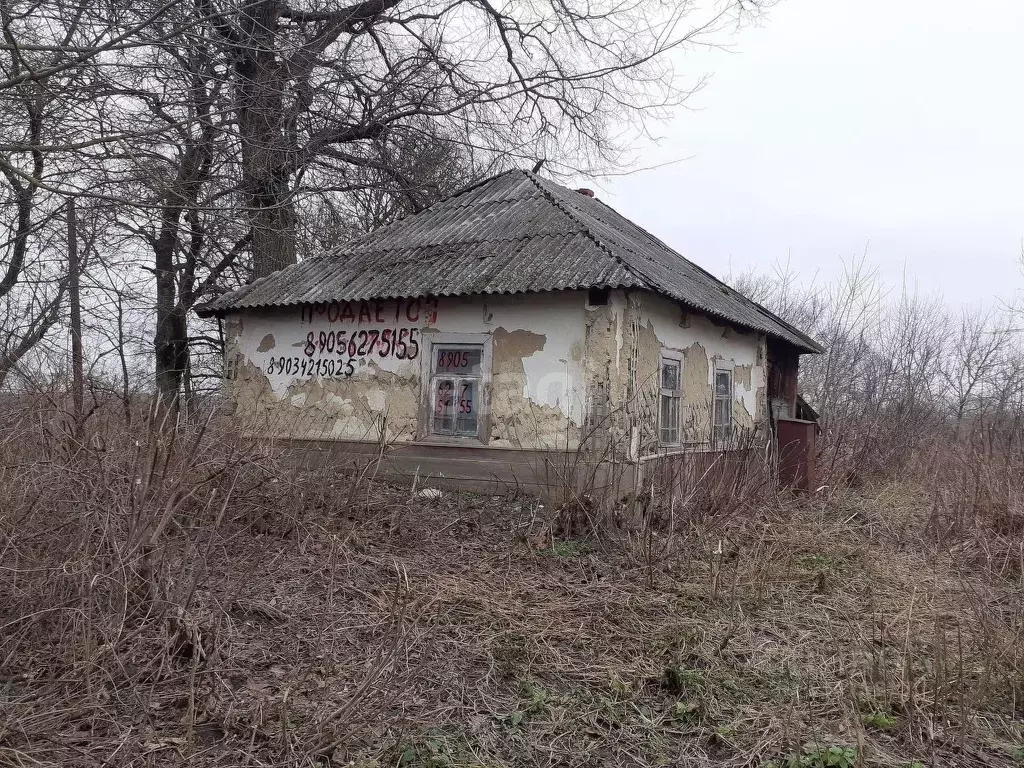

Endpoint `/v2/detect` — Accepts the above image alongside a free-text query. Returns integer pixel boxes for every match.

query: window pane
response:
[714,424,730,446]
[715,371,731,397]
[433,378,455,433]
[660,394,679,443]
[454,379,478,435]
[714,396,730,427]
[661,360,679,390]
[434,346,483,375]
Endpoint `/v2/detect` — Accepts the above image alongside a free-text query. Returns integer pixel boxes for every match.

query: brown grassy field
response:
[1,406,1023,767]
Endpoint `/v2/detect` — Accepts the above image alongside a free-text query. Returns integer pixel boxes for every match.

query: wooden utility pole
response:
[68,197,84,428]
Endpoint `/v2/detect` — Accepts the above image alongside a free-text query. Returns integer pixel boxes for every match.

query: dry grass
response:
[1,402,1023,767]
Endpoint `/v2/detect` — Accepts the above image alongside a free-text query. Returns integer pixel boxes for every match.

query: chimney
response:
[576,188,595,198]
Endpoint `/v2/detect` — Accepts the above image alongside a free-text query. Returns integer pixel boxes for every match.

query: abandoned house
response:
[197,169,823,496]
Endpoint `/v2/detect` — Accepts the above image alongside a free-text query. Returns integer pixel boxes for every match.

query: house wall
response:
[581,289,768,460]
[223,292,589,450]
[222,288,769,472]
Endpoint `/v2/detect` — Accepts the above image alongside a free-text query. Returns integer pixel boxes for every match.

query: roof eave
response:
[192,282,640,319]
[197,285,825,354]
[194,302,220,319]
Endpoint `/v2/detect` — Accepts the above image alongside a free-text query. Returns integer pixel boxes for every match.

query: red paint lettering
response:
[358,300,372,323]
[405,298,420,322]
[427,297,438,324]
[339,301,356,323]
[327,301,340,323]
[375,301,386,323]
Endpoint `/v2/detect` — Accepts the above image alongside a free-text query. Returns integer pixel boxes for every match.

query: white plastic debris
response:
[416,488,444,500]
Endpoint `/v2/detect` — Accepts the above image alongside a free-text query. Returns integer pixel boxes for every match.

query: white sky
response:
[594,0,1024,306]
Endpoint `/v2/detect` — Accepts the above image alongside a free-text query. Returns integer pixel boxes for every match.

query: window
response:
[659,357,681,444]
[430,344,484,437]
[713,368,733,447]
[223,352,241,381]
[587,287,610,306]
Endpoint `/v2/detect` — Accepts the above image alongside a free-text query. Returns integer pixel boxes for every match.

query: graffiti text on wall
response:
[263,328,423,380]
[304,327,421,362]
[299,297,439,326]
[260,299,435,380]
[266,355,354,378]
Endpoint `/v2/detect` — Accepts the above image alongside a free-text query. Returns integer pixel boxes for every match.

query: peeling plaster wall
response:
[581,290,768,459]
[637,290,768,451]
[223,292,588,449]
[580,290,660,460]
[224,288,769,457]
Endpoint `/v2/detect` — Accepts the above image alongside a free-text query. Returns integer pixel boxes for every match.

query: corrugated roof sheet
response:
[198,170,822,352]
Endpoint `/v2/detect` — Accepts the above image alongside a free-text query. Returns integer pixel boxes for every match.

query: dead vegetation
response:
[1,397,1022,768]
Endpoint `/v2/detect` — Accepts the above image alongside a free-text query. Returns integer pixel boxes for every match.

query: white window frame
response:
[712,363,734,448]
[419,332,492,444]
[659,353,683,446]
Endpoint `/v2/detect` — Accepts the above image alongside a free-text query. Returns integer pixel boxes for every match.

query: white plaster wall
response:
[433,292,588,425]
[226,291,588,443]
[225,287,766,449]
[231,296,436,400]
[638,290,766,428]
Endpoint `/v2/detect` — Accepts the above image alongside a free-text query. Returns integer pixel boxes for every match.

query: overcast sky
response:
[594,0,1024,307]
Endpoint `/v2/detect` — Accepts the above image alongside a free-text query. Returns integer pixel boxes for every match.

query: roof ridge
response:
[591,197,756,299]
[523,172,655,289]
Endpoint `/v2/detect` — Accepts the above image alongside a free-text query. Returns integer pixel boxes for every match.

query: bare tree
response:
[0,2,89,387]
[193,0,769,278]
[2,0,771,408]
[98,9,238,408]
[733,253,1024,478]
[93,1,495,408]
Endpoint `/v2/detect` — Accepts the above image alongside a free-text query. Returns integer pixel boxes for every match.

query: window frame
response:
[659,353,683,446]
[419,332,492,444]
[712,364,734,449]
[223,351,241,381]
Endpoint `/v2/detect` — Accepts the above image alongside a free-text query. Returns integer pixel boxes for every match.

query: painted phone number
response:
[264,328,421,378]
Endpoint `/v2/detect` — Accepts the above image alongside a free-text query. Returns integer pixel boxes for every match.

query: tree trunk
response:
[236,0,296,280]
[153,233,188,413]
[68,197,84,428]
[116,293,131,425]
[250,185,297,279]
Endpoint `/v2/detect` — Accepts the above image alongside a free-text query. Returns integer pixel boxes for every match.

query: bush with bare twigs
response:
[2,392,1023,767]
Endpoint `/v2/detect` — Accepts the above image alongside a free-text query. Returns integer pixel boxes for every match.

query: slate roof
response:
[198,170,822,353]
